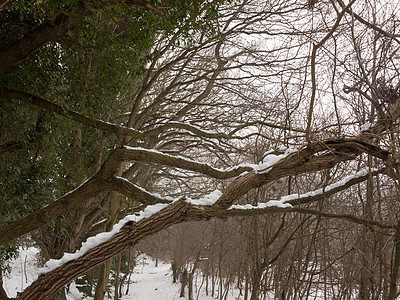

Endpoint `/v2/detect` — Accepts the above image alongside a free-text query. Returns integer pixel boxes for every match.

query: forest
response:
[1,0,400,299]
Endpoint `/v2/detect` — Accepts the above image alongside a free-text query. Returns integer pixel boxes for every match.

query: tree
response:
[1,0,400,299]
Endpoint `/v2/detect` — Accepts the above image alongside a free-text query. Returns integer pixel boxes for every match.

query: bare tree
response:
[1,0,400,299]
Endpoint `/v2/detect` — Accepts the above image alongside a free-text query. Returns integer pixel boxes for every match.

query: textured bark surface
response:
[9,92,400,298]
[18,199,217,300]
[16,136,395,299]
[0,147,122,246]
[0,177,100,246]
[0,133,393,246]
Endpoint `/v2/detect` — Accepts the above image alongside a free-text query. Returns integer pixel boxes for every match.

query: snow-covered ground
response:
[4,247,335,299]
[3,247,242,299]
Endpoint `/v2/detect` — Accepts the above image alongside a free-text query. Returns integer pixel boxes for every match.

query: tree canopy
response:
[1,0,400,299]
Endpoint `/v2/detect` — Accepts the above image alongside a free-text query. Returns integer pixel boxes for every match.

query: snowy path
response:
[3,248,240,299]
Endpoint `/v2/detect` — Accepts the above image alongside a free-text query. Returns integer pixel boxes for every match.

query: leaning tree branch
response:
[0,131,392,247]
[212,137,390,210]
[17,165,393,299]
[0,89,247,142]
[0,145,124,246]
[119,146,255,179]
[17,199,217,300]
[0,176,101,246]
[224,206,393,229]
[0,144,252,246]
[7,93,400,296]
[0,89,144,139]
[106,176,173,205]
[284,168,385,206]
[15,118,398,298]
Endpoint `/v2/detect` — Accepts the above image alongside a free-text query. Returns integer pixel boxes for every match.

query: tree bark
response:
[388,221,400,300]
[0,0,15,10]
[18,199,216,299]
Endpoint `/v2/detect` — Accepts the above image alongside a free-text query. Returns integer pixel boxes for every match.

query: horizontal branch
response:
[1,89,248,142]
[283,168,384,206]
[0,89,144,139]
[228,120,306,135]
[143,121,234,140]
[212,138,390,209]
[106,176,173,205]
[224,206,393,229]
[119,146,254,179]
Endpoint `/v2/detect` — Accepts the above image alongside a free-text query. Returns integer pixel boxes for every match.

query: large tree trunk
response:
[18,199,217,300]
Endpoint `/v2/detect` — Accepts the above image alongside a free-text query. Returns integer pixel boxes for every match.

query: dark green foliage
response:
[0,0,228,290]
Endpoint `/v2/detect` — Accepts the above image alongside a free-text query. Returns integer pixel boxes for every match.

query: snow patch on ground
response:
[4,248,338,299]
[3,247,40,298]
[3,249,243,300]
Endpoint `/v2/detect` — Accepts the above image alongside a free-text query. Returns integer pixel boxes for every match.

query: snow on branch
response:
[281,168,380,205]
[121,146,255,178]
[186,189,222,205]
[109,176,175,204]
[17,164,390,298]
[38,202,170,275]
[225,206,393,229]
[30,167,387,275]
[256,148,298,174]
[229,200,292,210]
[228,167,383,211]
[36,189,222,277]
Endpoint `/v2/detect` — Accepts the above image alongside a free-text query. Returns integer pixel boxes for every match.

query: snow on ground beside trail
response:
[3,247,40,298]
[2,247,82,299]
[4,247,330,299]
[121,255,246,300]
[3,248,243,300]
